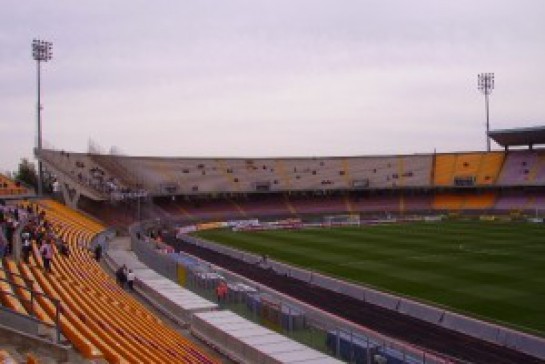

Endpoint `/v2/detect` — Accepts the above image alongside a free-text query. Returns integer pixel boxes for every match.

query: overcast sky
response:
[1,1,545,173]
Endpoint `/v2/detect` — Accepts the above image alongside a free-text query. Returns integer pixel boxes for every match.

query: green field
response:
[194,220,545,336]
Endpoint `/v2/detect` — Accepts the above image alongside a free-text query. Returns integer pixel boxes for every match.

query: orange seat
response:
[25,199,219,363]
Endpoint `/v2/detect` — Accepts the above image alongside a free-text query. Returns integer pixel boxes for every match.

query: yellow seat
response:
[28,199,219,363]
[0,261,29,315]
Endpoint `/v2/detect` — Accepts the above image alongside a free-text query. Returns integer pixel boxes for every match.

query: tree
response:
[14,158,38,189]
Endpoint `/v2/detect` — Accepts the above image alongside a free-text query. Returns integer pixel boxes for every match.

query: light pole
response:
[478,72,494,152]
[32,39,53,196]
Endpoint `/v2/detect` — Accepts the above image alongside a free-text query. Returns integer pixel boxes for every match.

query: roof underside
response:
[489,126,545,147]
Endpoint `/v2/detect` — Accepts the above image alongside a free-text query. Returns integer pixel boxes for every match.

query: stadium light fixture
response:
[32,39,53,196]
[478,72,494,152]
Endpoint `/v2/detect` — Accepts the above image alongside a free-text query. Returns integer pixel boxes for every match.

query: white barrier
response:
[506,332,545,359]
[270,261,290,276]
[310,274,342,293]
[397,299,444,325]
[441,312,500,343]
[242,253,261,265]
[364,289,400,311]
[338,284,365,301]
[288,267,312,283]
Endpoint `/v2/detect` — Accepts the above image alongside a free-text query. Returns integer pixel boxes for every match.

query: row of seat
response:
[1,260,31,316]
[156,191,545,221]
[2,200,218,363]
[0,173,30,196]
[40,149,545,197]
[432,193,497,210]
[123,154,434,192]
[434,152,505,186]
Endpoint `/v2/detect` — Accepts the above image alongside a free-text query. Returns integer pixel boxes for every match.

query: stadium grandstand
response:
[0,173,32,198]
[1,200,220,363]
[1,127,544,363]
[34,136,545,225]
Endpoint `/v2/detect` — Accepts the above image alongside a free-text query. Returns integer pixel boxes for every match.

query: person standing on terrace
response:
[0,230,7,259]
[116,264,128,288]
[21,230,31,263]
[216,280,228,303]
[94,243,102,262]
[40,239,53,273]
[127,269,135,291]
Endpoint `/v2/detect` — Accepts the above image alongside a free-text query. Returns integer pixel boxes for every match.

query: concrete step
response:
[107,237,131,251]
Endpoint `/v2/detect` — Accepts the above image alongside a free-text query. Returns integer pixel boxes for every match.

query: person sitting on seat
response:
[60,240,70,257]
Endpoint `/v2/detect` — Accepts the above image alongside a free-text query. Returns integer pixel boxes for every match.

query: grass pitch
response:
[194,220,545,336]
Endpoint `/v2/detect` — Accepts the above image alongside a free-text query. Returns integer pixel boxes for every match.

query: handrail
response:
[0,274,61,343]
[0,266,34,286]
[0,302,57,330]
[0,275,35,293]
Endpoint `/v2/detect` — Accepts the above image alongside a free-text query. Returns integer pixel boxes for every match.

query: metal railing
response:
[0,267,61,343]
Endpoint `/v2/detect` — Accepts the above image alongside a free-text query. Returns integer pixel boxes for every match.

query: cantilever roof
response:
[489,126,545,147]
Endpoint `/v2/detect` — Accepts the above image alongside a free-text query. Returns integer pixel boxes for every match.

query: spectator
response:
[127,269,135,291]
[60,240,70,257]
[215,282,222,302]
[116,264,127,288]
[94,243,103,262]
[0,230,6,259]
[4,218,16,256]
[40,240,53,273]
[257,254,269,268]
[21,231,31,263]
[216,280,228,303]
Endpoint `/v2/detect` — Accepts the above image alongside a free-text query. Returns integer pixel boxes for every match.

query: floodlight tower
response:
[32,39,53,196]
[478,72,494,152]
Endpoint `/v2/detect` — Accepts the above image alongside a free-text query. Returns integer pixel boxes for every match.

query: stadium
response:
[1,128,545,363]
[2,2,545,363]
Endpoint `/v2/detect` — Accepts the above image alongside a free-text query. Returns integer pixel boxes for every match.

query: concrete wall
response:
[129,223,178,282]
[0,319,70,362]
[0,309,42,338]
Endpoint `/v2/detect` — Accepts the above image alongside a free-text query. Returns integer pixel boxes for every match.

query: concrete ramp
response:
[192,311,342,364]
[105,245,217,326]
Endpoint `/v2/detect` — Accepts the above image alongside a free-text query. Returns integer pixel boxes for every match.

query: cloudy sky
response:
[1,1,545,173]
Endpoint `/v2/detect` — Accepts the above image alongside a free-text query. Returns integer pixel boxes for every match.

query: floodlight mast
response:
[478,72,494,152]
[32,39,52,196]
